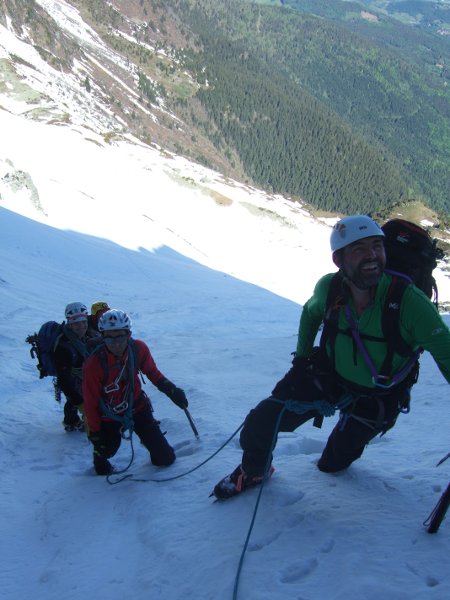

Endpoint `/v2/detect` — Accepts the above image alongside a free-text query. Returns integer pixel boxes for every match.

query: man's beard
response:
[342,259,384,290]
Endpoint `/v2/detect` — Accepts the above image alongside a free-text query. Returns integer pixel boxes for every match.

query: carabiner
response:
[112,400,129,414]
[104,381,120,394]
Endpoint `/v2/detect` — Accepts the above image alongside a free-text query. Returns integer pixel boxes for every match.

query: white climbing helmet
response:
[65,302,88,323]
[330,215,384,253]
[98,309,132,332]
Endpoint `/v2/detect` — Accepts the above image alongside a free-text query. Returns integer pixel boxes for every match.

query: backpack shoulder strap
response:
[378,275,423,386]
[313,273,347,429]
[90,342,109,387]
[130,338,139,363]
[53,323,65,352]
[381,275,413,359]
[320,272,349,360]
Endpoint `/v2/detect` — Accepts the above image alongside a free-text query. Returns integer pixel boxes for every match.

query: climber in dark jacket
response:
[54,302,91,432]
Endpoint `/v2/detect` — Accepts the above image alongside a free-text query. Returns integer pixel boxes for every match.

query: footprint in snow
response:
[320,538,335,553]
[276,489,305,507]
[286,513,306,529]
[248,529,281,552]
[280,558,319,583]
[277,436,324,457]
[32,464,64,471]
[173,439,201,457]
[173,439,191,451]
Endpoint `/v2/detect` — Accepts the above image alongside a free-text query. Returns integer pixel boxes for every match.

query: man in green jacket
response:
[213,215,450,499]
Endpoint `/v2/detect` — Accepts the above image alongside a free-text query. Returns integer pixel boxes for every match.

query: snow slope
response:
[0,204,449,600]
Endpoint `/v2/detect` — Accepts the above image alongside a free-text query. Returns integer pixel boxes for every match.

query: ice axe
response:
[184,407,199,439]
[424,452,449,534]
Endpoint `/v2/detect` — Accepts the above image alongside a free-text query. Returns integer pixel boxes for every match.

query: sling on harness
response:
[343,303,421,390]
[318,273,422,432]
[95,341,138,434]
[271,394,354,417]
[321,272,421,390]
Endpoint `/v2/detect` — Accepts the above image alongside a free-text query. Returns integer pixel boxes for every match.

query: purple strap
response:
[344,304,419,389]
[384,268,413,284]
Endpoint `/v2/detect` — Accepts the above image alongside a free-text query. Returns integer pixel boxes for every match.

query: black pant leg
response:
[63,399,80,425]
[100,421,122,458]
[317,414,380,473]
[317,388,404,473]
[240,397,317,477]
[133,406,176,466]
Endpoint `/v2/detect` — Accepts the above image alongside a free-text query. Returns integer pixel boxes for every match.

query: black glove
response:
[89,432,107,456]
[88,432,102,445]
[156,377,189,409]
[89,432,113,474]
[271,355,311,401]
[93,457,113,476]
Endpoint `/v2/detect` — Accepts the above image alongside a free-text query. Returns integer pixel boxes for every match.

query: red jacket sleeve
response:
[134,339,165,386]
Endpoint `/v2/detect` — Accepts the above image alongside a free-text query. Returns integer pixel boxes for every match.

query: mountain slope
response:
[1,0,449,215]
[171,0,450,212]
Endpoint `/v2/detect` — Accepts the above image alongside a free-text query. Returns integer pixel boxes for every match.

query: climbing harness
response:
[104,360,127,394]
[344,304,420,389]
[100,346,136,435]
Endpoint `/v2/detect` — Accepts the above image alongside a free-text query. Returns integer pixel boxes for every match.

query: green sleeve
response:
[296,273,335,357]
[400,286,450,384]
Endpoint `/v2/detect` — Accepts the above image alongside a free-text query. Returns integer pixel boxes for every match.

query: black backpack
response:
[382,218,443,305]
[322,219,443,387]
[26,321,64,379]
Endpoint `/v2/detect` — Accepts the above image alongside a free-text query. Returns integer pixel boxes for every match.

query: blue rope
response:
[232,404,286,600]
[107,394,354,486]
[275,393,354,416]
[231,393,353,599]
[99,401,135,432]
[106,431,137,485]
[105,393,355,594]
[106,422,245,485]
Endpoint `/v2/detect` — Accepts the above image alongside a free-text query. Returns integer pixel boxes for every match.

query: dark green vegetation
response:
[2,0,448,216]
[356,0,450,30]
[267,0,450,29]
[169,0,449,214]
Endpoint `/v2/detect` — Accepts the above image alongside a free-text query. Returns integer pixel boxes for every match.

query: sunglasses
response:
[103,335,129,344]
